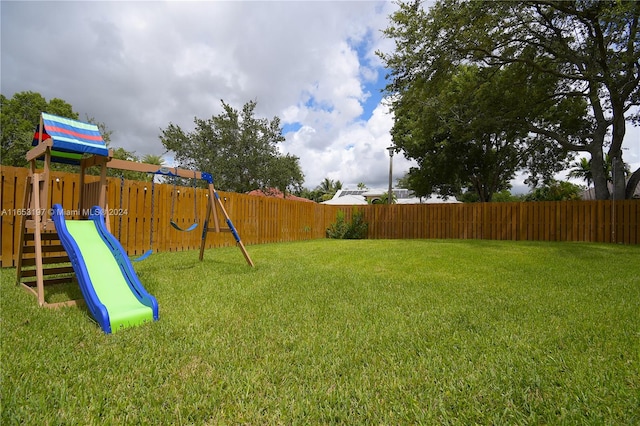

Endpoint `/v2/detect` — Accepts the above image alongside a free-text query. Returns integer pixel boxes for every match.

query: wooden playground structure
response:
[17,113,253,309]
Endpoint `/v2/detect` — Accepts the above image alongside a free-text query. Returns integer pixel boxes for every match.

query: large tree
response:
[160,100,304,195]
[380,0,640,200]
[390,62,580,201]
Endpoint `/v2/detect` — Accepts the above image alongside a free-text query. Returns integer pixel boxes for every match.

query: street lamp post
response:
[386,146,395,204]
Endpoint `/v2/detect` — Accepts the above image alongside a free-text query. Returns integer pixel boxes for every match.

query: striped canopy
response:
[32,113,109,161]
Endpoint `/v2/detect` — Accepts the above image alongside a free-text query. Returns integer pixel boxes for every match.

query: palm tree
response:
[569,154,630,189]
[568,157,593,187]
[380,191,397,204]
[142,154,164,166]
[141,154,165,182]
[317,178,342,201]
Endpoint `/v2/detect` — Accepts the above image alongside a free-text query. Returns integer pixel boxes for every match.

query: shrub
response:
[326,211,349,239]
[326,210,368,239]
[344,209,368,239]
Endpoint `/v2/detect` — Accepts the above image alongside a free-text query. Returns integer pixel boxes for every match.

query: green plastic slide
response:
[64,220,155,332]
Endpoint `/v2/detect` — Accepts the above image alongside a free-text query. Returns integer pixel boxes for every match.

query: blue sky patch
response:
[348,32,388,122]
[282,122,303,134]
[361,71,387,121]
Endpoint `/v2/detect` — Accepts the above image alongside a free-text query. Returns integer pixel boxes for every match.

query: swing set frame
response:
[107,159,254,266]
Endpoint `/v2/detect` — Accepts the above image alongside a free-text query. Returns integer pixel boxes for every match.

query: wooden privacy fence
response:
[1,166,639,267]
[364,200,638,244]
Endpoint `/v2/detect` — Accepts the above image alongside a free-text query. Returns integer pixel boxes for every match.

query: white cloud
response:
[284,99,417,189]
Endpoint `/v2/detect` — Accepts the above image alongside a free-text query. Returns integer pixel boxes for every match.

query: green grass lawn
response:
[1,239,639,424]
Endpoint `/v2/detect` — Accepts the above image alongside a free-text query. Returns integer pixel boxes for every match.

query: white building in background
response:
[322,189,461,205]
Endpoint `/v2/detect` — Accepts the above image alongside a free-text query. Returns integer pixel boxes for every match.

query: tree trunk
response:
[611,155,627,200]
[590,149,610,200]
[473,178,488,202]
[586,87,610,200]
[609,102,628,200]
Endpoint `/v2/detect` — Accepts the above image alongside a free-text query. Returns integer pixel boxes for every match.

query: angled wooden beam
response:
[25,139,53,162]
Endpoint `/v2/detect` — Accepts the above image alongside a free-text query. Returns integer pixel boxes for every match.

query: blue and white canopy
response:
[32,113,109,162]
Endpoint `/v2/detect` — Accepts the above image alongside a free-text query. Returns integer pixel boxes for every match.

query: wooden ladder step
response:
[21,245,66,254]
[20,255,71,267]
[22,232,60,242]
[21,276,76,287]
[20,266,74,278]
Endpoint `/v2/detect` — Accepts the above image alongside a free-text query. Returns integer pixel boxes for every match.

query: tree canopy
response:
[390,62,577,201]
[1,91,79,167]
[524,179,583,202]
[160,100,304,195]
[380,0,640,200]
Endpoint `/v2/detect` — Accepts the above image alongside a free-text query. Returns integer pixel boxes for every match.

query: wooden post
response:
[198,191,213,262]
[31,172,45,306]
[79,159,86,215]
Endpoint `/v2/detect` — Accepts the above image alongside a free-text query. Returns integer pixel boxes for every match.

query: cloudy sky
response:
[1,0,417,191]
[2,1,638,193]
